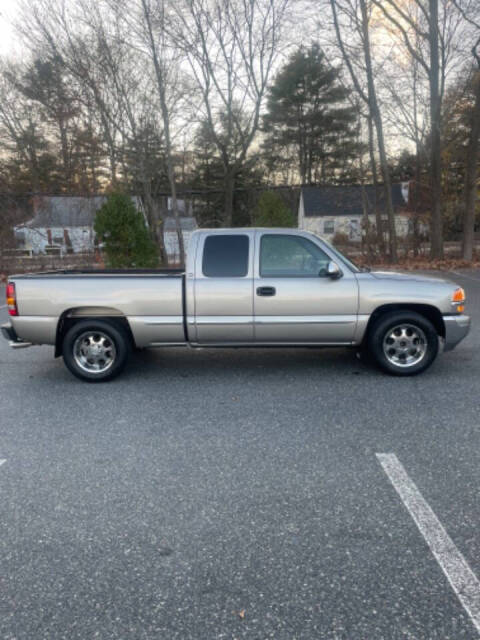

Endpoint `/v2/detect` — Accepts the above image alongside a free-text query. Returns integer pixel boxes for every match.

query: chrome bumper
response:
[443,315,471,352]
[1,323,33,349]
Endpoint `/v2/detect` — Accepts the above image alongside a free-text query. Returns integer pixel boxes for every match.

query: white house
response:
[14,195,147,255]
[14,196,108,255]
[298,183,411,242]
[14,195,196,261]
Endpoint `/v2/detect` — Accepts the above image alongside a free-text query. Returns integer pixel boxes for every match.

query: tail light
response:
[6,283,18,316]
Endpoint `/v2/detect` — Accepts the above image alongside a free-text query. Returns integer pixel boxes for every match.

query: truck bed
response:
[8,271,186,348]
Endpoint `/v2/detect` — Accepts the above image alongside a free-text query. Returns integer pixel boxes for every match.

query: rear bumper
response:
[443,315,471,352]
[1,323,33,349]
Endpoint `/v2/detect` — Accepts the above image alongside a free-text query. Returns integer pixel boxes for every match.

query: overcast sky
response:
[0,0,20,56]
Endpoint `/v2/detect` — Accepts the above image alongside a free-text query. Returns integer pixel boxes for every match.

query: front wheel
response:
[367,311,439,376]
[62,319,131,382]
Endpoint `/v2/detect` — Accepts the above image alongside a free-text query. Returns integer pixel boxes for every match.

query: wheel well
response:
[55,313,135,357]
[364,304,445,343]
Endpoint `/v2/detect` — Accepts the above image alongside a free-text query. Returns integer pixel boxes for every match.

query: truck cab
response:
[186,228,359,345]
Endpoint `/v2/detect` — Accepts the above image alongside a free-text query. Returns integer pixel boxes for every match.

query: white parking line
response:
[0,305,7,310]
[376,453,480,635]
[0,460,6,467]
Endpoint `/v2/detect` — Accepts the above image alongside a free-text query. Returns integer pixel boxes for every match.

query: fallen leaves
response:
[233,608,246,619]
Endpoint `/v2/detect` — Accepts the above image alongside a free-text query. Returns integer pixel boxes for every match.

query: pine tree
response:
[94,193,158,268]
[263,45,360,185]
[253,191,295,227]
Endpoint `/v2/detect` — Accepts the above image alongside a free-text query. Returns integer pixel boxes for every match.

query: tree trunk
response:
[367,114,385,255]
[429,0,443,259]
[224,172,235,227]
[462,69,480,261]
[360,0,397,263]
[59,117,71,187]
[413,159,422,258]
[143,191,167,265]
[141,0,185,266]
[376,122,398,263]
[360,183,373,259]
[412,64,421,258]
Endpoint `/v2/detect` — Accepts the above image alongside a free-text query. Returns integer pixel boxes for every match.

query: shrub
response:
[331,231,350,246]
[253,191,296,227]
[94,193,158,268]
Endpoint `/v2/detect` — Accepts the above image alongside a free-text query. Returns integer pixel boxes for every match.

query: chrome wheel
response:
[382,324,427,368]
[73,331,117,374]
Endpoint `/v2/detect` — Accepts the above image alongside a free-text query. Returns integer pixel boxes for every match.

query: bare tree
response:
[170,0,290,226]
[18,0,173,261]
[370,0,466,258]
[138,0,185,264]
[26,3,121,187]
[366,113,385,255]
[379,17,430,257]
[330,0,398,262]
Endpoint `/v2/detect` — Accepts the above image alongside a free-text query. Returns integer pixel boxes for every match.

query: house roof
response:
[301,184,408,217]
[24,195,142,228]
[163,216,198,232]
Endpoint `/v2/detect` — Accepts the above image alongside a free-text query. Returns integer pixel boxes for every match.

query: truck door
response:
[193,231,254,343]
[253,231,358,343]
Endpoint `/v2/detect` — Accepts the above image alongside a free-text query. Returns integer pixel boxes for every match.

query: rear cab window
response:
[202,234,250,277]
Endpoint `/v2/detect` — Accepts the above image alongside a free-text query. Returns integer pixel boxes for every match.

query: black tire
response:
[367,311,439,376]
[62,319,131,382]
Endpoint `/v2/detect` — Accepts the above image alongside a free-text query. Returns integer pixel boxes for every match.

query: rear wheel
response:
[62,319,131,382]
[367,311,439,376]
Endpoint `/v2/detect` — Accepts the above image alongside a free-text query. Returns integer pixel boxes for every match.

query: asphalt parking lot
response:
[1,270,480,639]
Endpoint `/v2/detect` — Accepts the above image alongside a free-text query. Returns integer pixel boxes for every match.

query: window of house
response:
[260,234,330,277]
[323,220,335,234]
[202,234,249,277]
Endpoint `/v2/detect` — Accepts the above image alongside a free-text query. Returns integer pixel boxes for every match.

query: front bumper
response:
[443,315,471,352]
[1,323,33,349]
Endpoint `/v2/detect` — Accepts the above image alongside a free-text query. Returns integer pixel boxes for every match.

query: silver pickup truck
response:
[2,228,470,381]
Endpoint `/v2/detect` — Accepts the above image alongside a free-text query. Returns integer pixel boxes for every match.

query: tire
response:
[367,311,439,376]
[62,319,131,382]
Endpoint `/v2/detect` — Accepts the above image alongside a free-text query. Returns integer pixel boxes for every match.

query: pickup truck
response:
[2,228,471,381]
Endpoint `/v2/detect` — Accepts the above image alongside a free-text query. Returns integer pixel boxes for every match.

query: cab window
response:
[260,234,330,277]
[202,234,249,277]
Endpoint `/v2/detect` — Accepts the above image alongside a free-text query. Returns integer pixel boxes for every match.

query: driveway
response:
[0,271,479,639]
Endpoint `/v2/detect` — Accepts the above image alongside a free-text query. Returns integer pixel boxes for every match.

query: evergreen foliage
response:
[263,45,361,184]
[253,191,296,227]
[94,193,158,268]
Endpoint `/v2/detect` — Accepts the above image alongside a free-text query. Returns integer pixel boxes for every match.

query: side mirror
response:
[326,261,342,279]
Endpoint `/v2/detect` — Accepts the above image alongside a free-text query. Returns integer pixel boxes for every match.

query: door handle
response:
[256,286,276,297]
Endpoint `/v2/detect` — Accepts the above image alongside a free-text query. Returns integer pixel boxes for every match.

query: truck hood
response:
[368,270,453,285]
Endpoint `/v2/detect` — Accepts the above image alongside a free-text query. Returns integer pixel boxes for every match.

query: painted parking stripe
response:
[376,453,480,635]
[0,305,7,310]
[0,460,6,467]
